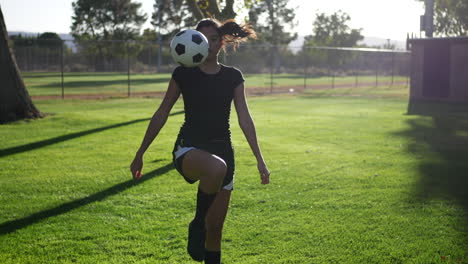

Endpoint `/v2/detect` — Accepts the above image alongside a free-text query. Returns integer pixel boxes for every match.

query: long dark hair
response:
[195,18,257,50]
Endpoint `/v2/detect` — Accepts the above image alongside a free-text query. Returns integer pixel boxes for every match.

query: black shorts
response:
[172,137,235,191]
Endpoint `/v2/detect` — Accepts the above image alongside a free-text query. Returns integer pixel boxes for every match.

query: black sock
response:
[204,250,221,264]
[193,188,217,225]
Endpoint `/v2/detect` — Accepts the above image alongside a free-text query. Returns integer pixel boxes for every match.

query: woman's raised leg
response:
[180,149,227,262]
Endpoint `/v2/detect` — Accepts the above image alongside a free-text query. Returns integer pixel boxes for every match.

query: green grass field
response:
[23,72,408,96]
[1,87,467,263]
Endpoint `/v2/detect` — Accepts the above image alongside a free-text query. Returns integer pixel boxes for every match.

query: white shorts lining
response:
[174,145,195,159]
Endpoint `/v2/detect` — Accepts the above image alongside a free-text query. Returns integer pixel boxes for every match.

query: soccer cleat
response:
[187,220,206,261]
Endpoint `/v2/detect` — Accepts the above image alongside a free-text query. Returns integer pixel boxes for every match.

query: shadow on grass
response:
[0,111,184,158]
[33,77,171,89]
[0,163,174,236]
[394,112,468,232]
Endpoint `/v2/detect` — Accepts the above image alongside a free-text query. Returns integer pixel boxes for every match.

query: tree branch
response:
[186,0,204,20]
[206,0,221,18]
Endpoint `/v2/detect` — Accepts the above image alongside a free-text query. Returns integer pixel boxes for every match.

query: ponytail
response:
[196,18,257,50]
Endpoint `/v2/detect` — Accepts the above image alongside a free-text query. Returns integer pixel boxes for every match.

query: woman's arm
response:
[233,82,270,184]
[130,78,181,179]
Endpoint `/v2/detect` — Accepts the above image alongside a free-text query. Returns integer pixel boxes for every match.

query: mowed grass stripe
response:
[0,95,466,263]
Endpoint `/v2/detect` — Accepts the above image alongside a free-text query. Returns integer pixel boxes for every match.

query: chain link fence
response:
[12,39,410,98]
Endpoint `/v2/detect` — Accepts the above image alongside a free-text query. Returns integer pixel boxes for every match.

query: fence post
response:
[375,53,379,87]
[127,41,131,97]
[270,45,274,93]
[303,49,307,90]
[354,51,359,88]
[330,50,335,89]
[391,52,395,86]
[148,42,152,71]
[157,40,162,72]
[61,40,64,99]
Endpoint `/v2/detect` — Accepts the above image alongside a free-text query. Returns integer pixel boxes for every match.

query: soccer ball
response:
[170,29,209,67]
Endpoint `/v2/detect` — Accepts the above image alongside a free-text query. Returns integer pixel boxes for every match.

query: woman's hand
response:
[257,161,270,185]
[130,154,144,180]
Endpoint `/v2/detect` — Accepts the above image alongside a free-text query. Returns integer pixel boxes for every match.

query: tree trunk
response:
[0,6,42,123]
[220,0,236,20]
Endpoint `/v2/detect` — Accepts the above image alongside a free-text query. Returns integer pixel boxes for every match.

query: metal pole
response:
[425,0,434,37]
[270,45,274,93]
[156,0,164,71]
[355,71,358,88]
[391,52,395,86]
[61,40,64,99]
[354,51,358,88]
[148,42,152,71]
[331,50,335,89]
[303,53,307,90]
[327,49,331,88]
[375,53,378,87]
[127,42,131,97]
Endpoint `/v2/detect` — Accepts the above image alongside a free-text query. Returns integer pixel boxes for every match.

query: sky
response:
[1,0,425,41]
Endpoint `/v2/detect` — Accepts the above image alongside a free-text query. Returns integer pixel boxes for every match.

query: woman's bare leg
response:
[179,149,228,261]
[205,189,231,251]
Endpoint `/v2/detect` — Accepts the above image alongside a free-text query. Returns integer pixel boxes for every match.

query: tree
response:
[151,0,198,40]
[248,0,297,45]
[0,6,42,123]
[304,10,363,48]
[246,0,297,72]
[301,11,364,74]
[71,0,147,41]
[186,0,238,21]
[71,0,147,71]
[37,32,63,50]
[417,0,468,36]
[151,0,255,39]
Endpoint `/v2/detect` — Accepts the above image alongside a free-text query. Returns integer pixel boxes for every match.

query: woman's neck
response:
[199,58,221,74]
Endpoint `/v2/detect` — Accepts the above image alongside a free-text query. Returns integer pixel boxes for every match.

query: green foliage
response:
[37,32,62,50]
[150,0,259,39]
[71,0,148,71]
[303,10,363,48]
[248,0,297,45]
[417,0,468,36]
[151,0,198,39]
[300,11,363,71]
[71,0,147,41]
[11,32,63,49]
[9,34,37,48]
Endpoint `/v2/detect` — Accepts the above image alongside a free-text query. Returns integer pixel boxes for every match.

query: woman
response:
[130,18,270,264]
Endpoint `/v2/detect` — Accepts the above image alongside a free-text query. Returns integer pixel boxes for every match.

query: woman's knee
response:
[203,157,227,184]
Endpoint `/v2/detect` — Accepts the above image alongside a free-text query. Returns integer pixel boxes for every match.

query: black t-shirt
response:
[172,64,244,142]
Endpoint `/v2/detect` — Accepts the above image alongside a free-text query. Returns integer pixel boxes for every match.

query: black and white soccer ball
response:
[170,29,209,67]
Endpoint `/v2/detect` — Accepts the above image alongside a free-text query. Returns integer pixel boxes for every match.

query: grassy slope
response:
[0,94,467,263]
